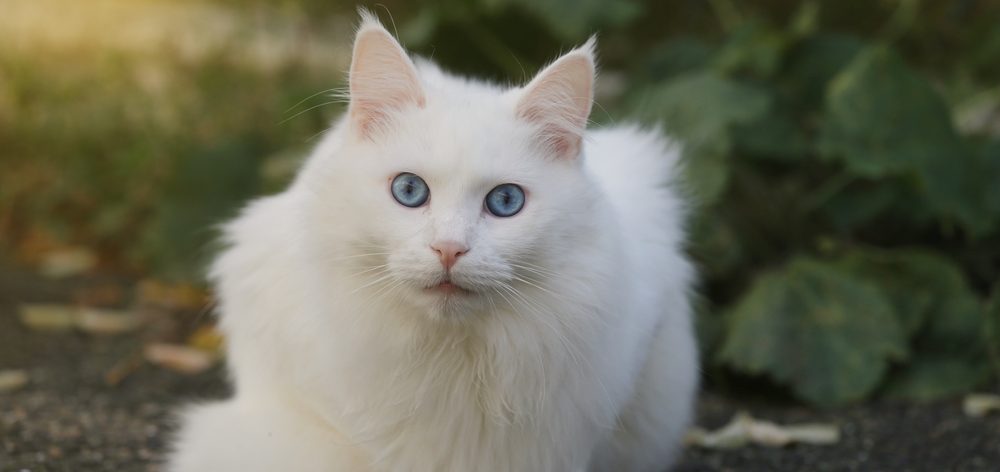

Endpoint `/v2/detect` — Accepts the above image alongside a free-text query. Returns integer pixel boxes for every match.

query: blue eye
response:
[485,184,525,217]
[391,173,429,208]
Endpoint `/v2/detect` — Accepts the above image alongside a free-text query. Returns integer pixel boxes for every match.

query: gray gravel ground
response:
[2,266,999,471]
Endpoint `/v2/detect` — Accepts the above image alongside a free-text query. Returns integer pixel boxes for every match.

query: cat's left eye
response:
[484,184,525,217]
[391,173,430,208]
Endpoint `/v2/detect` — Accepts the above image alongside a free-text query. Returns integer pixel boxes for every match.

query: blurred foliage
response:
[2,0,999,406]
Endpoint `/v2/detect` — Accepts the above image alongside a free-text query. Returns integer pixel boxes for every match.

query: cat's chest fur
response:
[321,317,630,472]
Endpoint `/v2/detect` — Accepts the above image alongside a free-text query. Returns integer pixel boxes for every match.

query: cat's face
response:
[302,16,597,320]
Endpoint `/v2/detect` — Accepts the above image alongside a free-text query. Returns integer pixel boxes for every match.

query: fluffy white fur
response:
[168,12,698,472]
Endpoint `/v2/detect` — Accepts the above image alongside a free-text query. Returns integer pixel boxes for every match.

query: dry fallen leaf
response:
[18,304,76,331]
[19,304,143,334]
[144,343,218,374]
[74,307,141,334]
[0,370,29,393]
[39,247,97,278]
[136,279,208,311]
[686,412,839,449]
[964,393,1000,417]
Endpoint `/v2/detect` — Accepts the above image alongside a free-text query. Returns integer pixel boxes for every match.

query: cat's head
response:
[300,12,604,321]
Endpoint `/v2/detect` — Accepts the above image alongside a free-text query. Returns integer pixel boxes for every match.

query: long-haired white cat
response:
[168,12,698,472]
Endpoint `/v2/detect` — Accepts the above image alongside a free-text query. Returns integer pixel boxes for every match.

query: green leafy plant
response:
[622,5,1000,405]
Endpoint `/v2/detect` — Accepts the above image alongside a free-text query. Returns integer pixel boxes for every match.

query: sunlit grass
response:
[0,0,352,70]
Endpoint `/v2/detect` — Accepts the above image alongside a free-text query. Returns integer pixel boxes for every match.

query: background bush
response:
[2,0,999,406]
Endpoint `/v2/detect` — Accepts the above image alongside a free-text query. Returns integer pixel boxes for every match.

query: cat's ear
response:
[348,11,426,139]
[516,38,596,159]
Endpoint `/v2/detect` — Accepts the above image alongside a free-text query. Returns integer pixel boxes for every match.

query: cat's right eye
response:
[390,173,430,208]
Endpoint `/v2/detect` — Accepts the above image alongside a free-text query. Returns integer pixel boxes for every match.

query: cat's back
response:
[583,125,686,250]
[583,125,692,321]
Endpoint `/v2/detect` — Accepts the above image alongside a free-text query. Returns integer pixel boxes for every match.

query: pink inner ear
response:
[518,107,582,157]
[544,126,579,157]
[351,99,384,137]
[348,27,426,139]
[351,93,425,137]
[516,52,594,159]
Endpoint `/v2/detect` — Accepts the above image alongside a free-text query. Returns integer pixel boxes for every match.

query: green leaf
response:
[837,248,994,401]
[832,248,965,336]
[633,71,770,203]
[819,45,957,176]
[886,293,988,400]
[916,288,984,355]
[719,258,907,406]
[881,357,991,401]
[818,45,991,234]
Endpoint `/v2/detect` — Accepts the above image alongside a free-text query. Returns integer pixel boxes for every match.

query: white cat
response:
[168,11,698,472]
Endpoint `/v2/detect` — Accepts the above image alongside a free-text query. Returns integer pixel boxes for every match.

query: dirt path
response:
[1,267,998,471]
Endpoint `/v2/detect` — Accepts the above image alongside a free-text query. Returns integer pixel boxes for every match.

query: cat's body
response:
[168,13,697,472]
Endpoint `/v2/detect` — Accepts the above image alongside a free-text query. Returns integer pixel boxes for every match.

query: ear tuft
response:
[516,38,597,159]
[348,11,426,139]
[356,7,382,32]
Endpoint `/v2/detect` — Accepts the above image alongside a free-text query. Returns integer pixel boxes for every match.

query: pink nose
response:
[431,241,468,270]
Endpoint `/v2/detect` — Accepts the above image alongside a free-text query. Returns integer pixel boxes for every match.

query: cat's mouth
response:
[426,277,471,295]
